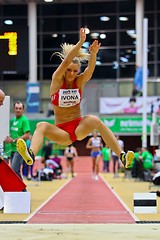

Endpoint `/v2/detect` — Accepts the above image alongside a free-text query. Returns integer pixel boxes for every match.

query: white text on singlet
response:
[59,88,81,107]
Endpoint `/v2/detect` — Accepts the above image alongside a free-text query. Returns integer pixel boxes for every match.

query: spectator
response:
[4,101,30,189]
[141,147,153,171]
[0,89,5,106]
[41,139,52,165]
[152,171,160,185]
[132,65,149,96]
[36,167,54,181]
[46,153,62,178]
[46,102,54,117]
[64,144,78,178]
[131,147,143,180]
[86,130,103,180]
[132,66,143,96]
[111,135,124,178]
[101,144,111,173]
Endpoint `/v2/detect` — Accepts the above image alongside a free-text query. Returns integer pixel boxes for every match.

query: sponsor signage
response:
[101,116,160,134]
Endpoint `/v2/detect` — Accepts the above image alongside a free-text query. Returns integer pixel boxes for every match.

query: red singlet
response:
[51,81,82,108]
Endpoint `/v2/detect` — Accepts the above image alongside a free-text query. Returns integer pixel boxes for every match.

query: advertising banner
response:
[100,96,160,114]
[101,116,160,134]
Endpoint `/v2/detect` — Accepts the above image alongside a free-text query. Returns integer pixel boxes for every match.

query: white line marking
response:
[25,178,72,222]
[100,175,139,222]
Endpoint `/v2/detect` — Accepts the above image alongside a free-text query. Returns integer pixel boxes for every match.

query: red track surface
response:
[28,157,135,224]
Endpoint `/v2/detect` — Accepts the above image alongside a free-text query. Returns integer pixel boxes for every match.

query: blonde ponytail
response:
[51,43,90,63]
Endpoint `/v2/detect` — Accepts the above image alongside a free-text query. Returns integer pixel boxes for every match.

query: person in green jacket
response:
[101,144,111,173]
[4,101,30,183]
[141,147,153,170]
[131,147,143,179]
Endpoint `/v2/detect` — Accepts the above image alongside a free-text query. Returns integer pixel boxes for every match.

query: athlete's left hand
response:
[89,40,101,54]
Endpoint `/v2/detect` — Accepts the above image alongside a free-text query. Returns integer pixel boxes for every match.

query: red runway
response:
[27,157,136,224]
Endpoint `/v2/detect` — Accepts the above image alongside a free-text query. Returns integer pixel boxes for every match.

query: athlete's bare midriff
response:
[53,104,82,124]
[91,147,101,152]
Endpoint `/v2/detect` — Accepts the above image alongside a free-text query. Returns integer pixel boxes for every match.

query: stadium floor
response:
[0,156,160,239]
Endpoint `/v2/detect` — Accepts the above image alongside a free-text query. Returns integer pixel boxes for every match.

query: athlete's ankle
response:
[120,151,126,166]
[28,148,35,162]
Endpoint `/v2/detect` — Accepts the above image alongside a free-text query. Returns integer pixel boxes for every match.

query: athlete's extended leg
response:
[95,155,101,174]
[95,155,101,180]
[31,122,72,154]
[70,159,74,177]
[75,115,134,168]
[91,157,96,178]
[17,122,72,165]
[66,160,71,178]
[92,157,96,173]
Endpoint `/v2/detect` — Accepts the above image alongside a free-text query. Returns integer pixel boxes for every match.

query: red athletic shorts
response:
[56,117,82,142]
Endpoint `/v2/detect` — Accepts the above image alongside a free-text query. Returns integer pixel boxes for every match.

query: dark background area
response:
[0,25,29,79]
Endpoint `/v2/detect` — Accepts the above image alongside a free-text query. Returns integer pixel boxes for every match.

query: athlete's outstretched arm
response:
[50,28,86,94]
[79,40,101,86]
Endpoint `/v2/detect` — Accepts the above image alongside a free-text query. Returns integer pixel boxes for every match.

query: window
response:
[0,0,159,81]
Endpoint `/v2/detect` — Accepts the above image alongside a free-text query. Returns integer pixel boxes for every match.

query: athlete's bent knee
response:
[87,115,102,127]
[36,122,48,132]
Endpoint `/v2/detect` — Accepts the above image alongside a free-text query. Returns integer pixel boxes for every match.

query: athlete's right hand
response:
[79,28,86,43]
